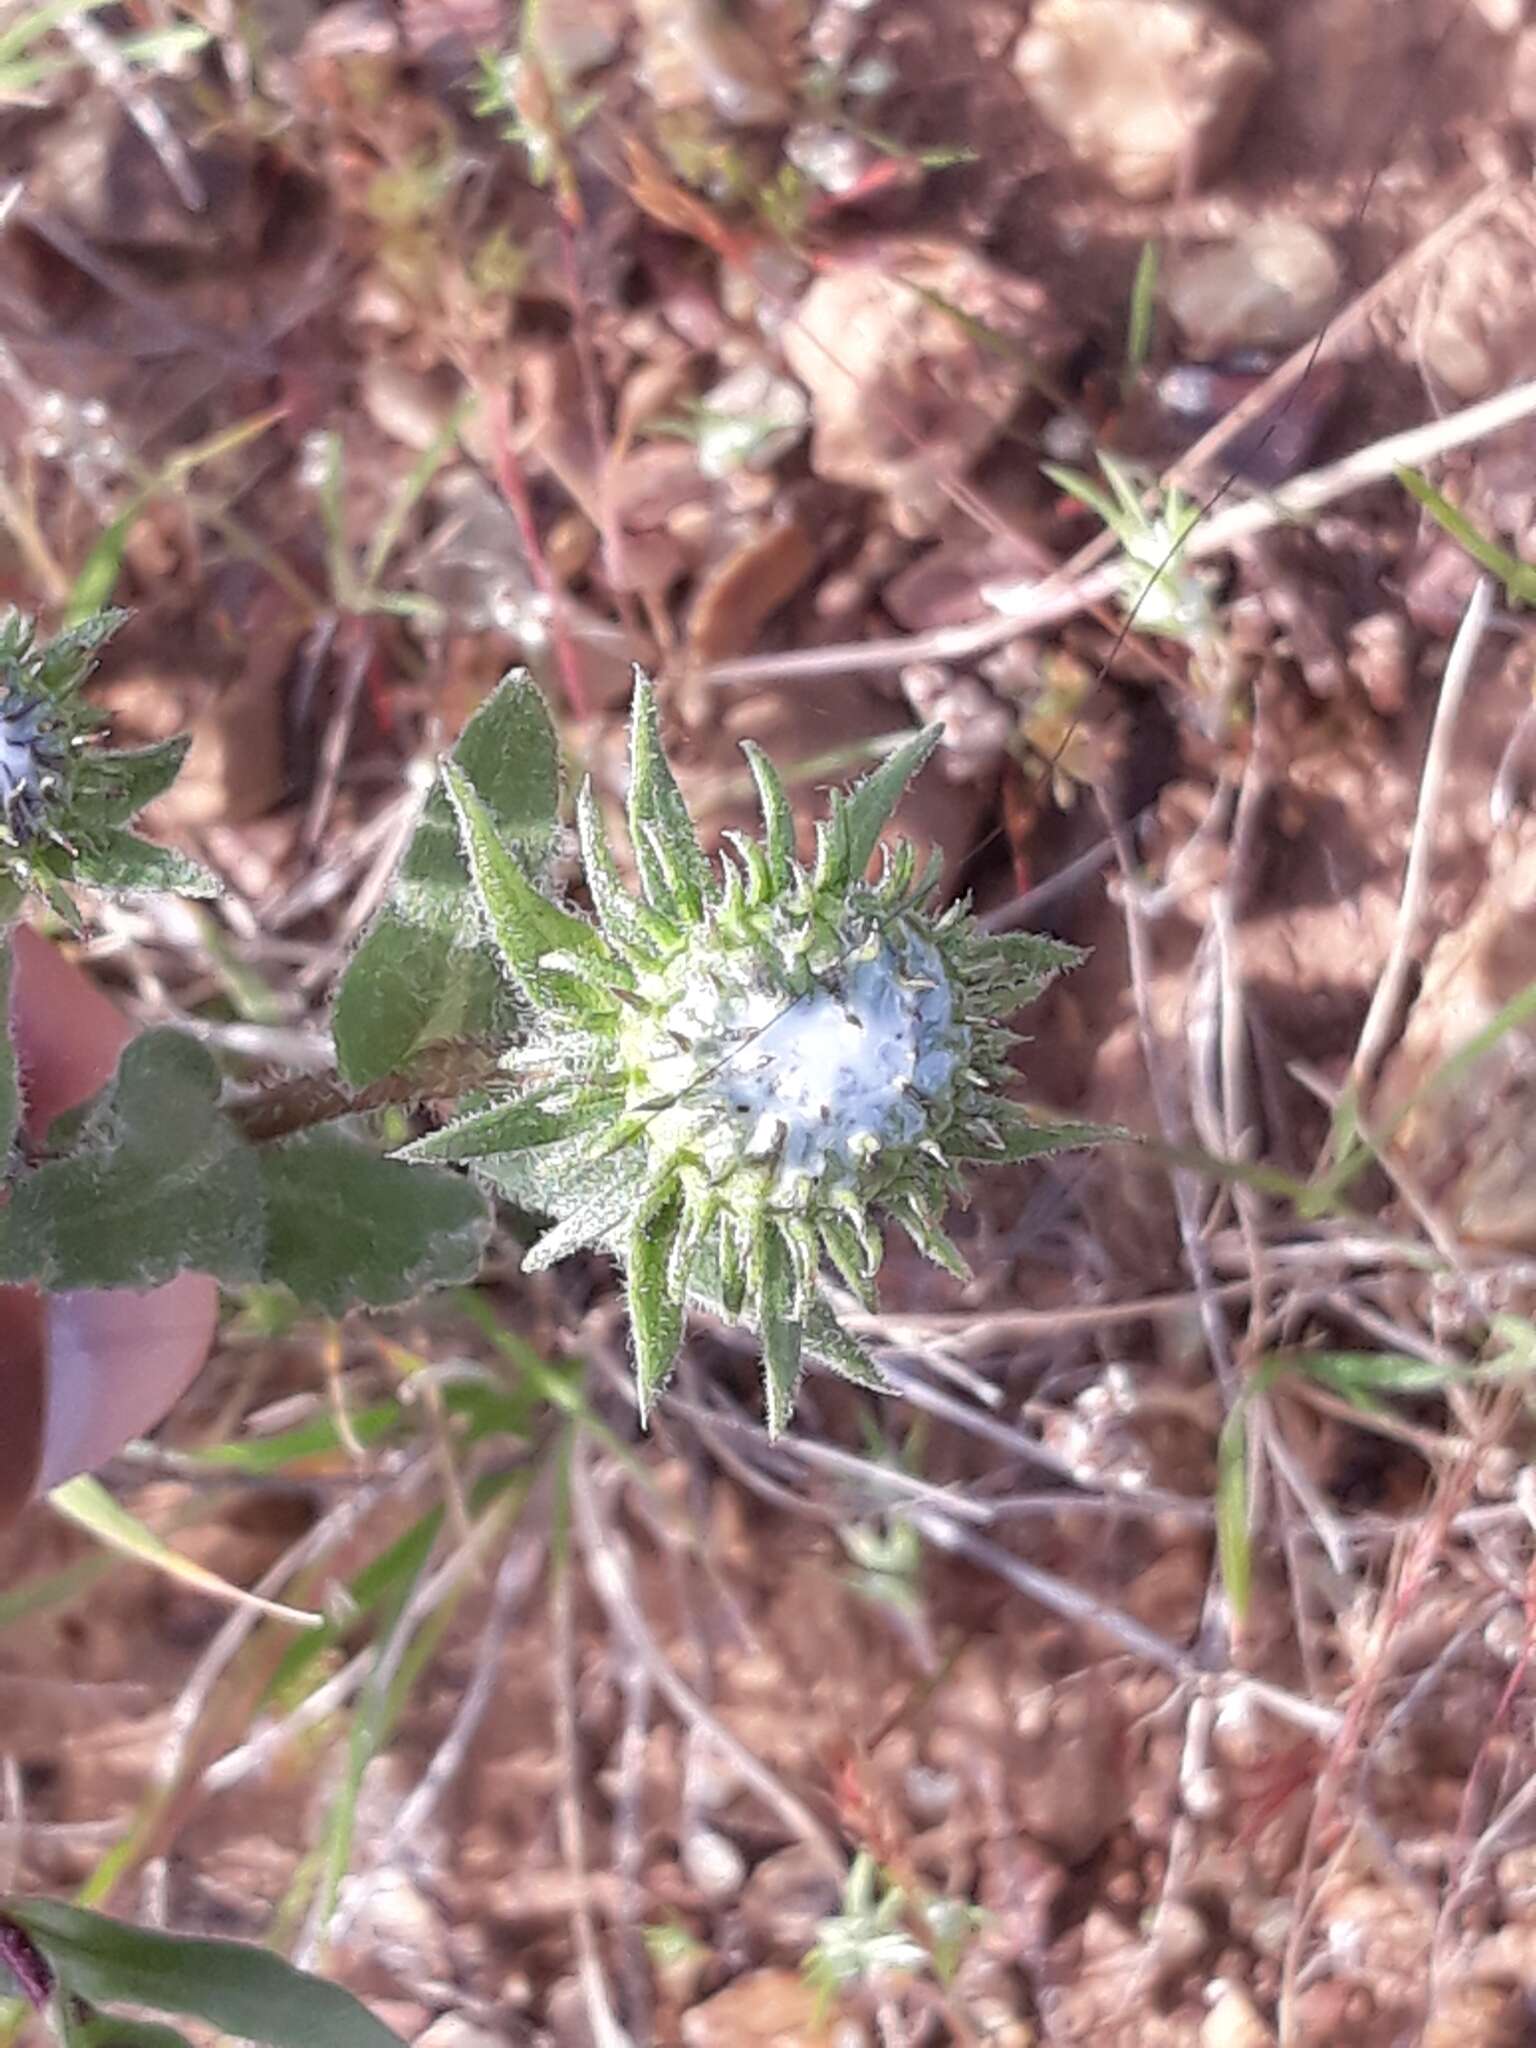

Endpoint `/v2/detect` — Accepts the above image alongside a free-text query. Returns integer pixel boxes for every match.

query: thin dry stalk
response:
[570,1442,847,1882]
[377,1518,550,1857]
[57,11,206,212]
[705,374,1536,689]
[1349,577,1493,1095]
[552,1556,634,2048]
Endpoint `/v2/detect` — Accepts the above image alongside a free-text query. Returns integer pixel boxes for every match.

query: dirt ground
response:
[4,1,1536,2043]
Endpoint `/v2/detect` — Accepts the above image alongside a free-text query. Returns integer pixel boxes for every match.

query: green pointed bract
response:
[742,741,796,890]
[520,1150,652,1272]
[812,725,942,899]
[626,671,714,923]
[440,669,1110,1433]
[804,1297,886,1392]
[759,1223,804,1439]
[444,762,619,1020]
[629,1182,686,1420]
[577,778,650,956]
[402,1082,620,1163]
[947,1107,1122,1164]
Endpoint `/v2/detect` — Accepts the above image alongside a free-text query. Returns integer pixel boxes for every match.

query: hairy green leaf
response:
[0,1031,262,1290]
[77,737,191,825]
[803,1296,886,1392]
[69,832,219,899]
[968,930,1084,1001]
[5,1899,404,2048]
[257,1126,491,1312]
[575,778,649,953]
[520,1155,646,1271]
[626,671,713,921]
[334,670,561,1086]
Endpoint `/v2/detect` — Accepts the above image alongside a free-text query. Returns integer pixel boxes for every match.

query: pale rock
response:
[1016,0,1270,200]
[1165,219,1342,354]
[415,2019,504,2048]
[634,0,793,126]
[529,0,625,77]
[1422,1981,1528,2048]
[1418,218,1536,399]
[338,1870,450,1983]
[781,241,1068,534]
[693,361,809,478]
[1510,26,1536,123]
[360,361,461,452]
[681,1825,747,1903]
[739,1843,841,1954]
[1200,1986,1276,2048]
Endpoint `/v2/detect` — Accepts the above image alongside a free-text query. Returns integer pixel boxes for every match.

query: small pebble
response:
[1200,1985,1276,2048]
[1164,219,1342,355]
[682,1826,747,1904]
[1016,0,1270,200]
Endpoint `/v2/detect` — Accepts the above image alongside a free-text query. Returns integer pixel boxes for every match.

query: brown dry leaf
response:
[685,517,817,665]
[97,617,297,829]
[681,1968,835,2047]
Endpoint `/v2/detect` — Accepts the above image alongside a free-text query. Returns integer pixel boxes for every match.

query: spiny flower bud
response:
[412,675,1106,1433]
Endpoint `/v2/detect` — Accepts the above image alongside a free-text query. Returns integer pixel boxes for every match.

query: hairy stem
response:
[227,1038,504,1144]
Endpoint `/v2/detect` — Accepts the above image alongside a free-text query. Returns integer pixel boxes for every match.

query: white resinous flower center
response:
[630,924,959,1195]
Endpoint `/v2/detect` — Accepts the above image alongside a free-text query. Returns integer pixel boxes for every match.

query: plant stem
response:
[227,1038,504,1144]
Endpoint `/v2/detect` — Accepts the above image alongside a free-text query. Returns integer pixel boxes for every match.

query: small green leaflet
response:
[758,1223,804,1439]
[402,1082,621,1163]
[626,672,714,921]
[334,670,562,1086]
[741,741,796,889]
[3,1899,404,2048]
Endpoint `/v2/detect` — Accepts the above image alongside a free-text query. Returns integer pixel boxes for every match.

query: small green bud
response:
[0,610,217,914]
